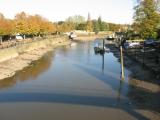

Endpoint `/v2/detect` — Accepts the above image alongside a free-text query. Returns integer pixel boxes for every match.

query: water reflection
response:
[17,51,53,81]
[0,51,54,90]
[0,77,17,90]
[0,41,159,120]
[102,53,104,73]
[116,80,125,106]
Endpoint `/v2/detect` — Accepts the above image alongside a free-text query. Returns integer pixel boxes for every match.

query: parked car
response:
[144,39,156,47]
[129,42,140,48]
[124,42,130,49]
[15,35,23,40]
[124,42,140,49]
[69,32,77,39]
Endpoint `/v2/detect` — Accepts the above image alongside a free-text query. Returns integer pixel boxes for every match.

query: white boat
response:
[94,42,110,53]
[104,47,110,52]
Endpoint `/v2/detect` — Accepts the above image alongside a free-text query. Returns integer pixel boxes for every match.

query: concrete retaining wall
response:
[0,36,69,62]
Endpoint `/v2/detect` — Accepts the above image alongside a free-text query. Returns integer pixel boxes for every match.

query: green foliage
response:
[108,23,121,32]
[133,0,160,39]
[101,21,109,31]
[57,22,74,32]
[86,13,93,32]
[66,15,85,24]
[97,16,108,31]
[76,23,86,30]
[92,20,100,34]
[92,16,109,34]
[65,15,86,31]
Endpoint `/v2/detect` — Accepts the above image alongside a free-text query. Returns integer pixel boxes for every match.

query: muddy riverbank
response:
[0,35,71,80]
[106,43,160,113]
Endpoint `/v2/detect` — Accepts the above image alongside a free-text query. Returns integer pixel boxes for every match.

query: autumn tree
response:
[0,13,14,43]
[14,12,29,38]
[14,12,56,37]
[27,15,40,36]
[0,14,13,36]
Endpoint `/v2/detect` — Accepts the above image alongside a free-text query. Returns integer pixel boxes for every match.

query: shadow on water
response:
[73,63,160,119]
[0,92,150,120]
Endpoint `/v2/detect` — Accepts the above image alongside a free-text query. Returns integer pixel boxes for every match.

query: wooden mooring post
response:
[103,39,105,52]
[120,46,124,80]
[142,46,145,67]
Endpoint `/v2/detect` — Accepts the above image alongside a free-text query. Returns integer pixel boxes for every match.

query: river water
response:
[0,40,159,120]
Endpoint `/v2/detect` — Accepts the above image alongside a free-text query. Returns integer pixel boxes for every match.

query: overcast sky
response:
[0,0,134,24]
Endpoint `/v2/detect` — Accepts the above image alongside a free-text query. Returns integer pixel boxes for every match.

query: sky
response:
[0,0,134,24]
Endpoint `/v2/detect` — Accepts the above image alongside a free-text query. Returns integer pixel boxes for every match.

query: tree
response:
[101,21,109,31]
[58,22,74,32]
[14,12,56,37]
[86,13,93,32]
[76,23,86,30]
[66,15,85,30]
[108,23,121,32]
[27,15,40,36]
[155,0,160,12]
[92,20,100,34]
[14,12,29,38]
[134,0,160,39]
[66,15,85,24]
[0,13,13,43]
[0,14,13,36]
[98,16,102,30]
[92,16,109,32]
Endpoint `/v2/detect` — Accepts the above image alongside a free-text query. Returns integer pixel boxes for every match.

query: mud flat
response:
[0,36,70,80]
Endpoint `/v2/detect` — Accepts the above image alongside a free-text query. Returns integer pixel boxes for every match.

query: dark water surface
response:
[0,41,159,120]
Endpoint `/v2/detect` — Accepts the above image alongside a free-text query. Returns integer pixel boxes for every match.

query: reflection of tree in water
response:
[17,51,54,81]
[0,77,17,90]
[0,51,54,90]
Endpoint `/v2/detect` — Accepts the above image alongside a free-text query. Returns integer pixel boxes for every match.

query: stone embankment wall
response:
[0,36,69,62]
[0,35,70,80]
